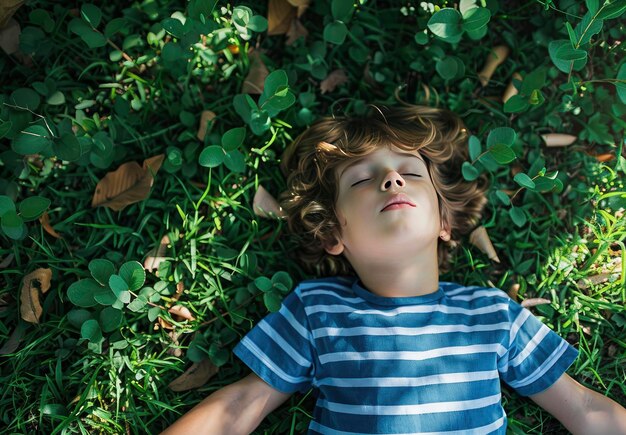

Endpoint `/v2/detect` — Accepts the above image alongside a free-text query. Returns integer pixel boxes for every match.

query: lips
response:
[380,194,416,212]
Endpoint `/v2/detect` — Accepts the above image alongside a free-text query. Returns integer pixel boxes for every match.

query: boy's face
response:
[326,145,447,265]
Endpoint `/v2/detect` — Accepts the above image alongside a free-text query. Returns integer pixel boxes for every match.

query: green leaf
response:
[597,1,626,19]
[504,94,530,113]
[509,207,527,227]
[99,307,123,333]
[199,145,225,168]
[324,21,348,45]
[47,91,65,106]
[162,18,185,38]
[119,261,145,291]
[331,0,354,21]
[462,161,479,181]
[81,319,102,342]
[247,15,268,32]
[585,0,599,15]
[462,7,490,33]
[435,57,458,80]
[427,8,463,41]
[249,109,271,135]
[127,296,148,312]
[513,173,536,190]
[271,271,292,291]
[162,42,184,62]
[520,67,547,95]
[81,4,102,28]
[67,279,101,308]
[615,63,626,105]
[495,190,510,206]
[67,309,93,328]
[148,306,161,322]
[414,31,429,45]
[221,127,246,152]
[223,150,246,173]
[29,9,55,33]
[18,196,50,221]
[565,21,577,47]
[109,274,129,296]
[549,40,587,73]
[93,286,117,305]
[105,18,127,38]
[486,127,516,148]
[1,210,26,240]
[0,121,12,139]
[89,259,115,286]
[263,292,283,312]
[0,196,16,217]
[188,0,217,20]
[555,44,587,61]
[11,88,41,110]
[233,94,255,122]
[254,276,273,292]
[12,125,51,155]
[488,143,516,165]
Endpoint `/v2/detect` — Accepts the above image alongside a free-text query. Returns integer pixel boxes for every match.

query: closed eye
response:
[402,173,422,178]
[351,178,371,187]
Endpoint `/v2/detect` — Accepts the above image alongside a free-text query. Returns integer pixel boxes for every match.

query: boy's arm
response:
[161,373,292,435]
[530,373,626,435]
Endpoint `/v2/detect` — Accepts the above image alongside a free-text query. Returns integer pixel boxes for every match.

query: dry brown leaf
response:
[287,0,310,16]
[0,18,20,55]
[577,273,611,290]
[39,211,62,239]
[0,253,14,269]
[478,45,509,87]
[0,0,24,28]
[502,72,522,103]
[0,323,26,355]
[196,110,216,141]
[521,298,551,309]
[158,317,175,330]
[594,153,615,163]
[469,226,500,263]
[242,50,269,94]
[320,69,349,94]
[253,185,285,218]
[168,359,219,392]
[268,0,296,35]
[20,268,52,324]
[92,154,164,211]
[286,17,308,45]
[541,133,577,147]
[169,304,196,321]
[507,283,520,301]
[166,331,183,357]
[144,235,171,273]
[172,281,184,302]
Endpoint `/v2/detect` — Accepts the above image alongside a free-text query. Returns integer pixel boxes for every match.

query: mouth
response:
[380,195,416,212]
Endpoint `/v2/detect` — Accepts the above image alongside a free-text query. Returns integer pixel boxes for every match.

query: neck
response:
[347,249,440,298]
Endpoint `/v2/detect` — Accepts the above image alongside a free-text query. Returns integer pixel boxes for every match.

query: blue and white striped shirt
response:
[233,276,578,434]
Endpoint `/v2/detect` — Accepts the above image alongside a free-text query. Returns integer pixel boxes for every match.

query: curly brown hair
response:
[279,104,488,276]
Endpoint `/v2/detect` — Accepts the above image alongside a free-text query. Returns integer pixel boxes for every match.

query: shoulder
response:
[294,276,358,304]
[441,282,513,313]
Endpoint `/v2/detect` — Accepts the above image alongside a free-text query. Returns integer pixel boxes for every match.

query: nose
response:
[380,170,406,191]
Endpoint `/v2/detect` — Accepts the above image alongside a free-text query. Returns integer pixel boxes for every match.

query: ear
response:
[324,235,344,256]
[439,213,452,242]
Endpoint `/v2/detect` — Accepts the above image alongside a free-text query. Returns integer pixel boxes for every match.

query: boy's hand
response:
[530,373,626,435]
[161,373,292,435]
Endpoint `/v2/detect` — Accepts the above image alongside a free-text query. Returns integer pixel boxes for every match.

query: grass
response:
[1,0,625,433]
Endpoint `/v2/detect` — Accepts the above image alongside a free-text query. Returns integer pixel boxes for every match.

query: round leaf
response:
[81,319,102,342]
[18,196,51,221]
[462,7,491,33]
[109,274,129,296]
[468,136,482,161]
[324,21,348,45]
[263,292,283,312]
[486,127,516,148]
[119,261,146,291]
[462,162,479,181]
[199,145,224,168]
[10,88,41,110]
[488,143,516,164]
[271,271,292,291]
[99,307,123,332]
[495,190,511,206]
[332,0,354,21]
[427,9,463,40]
[1,210,26,240]
[12,125,52,155]
[255,276,273,292]
[0,121,12,139]
[47,91,65,106]
[503,94,530,113]
[81,4,102,28]
[67,279,101,308]
[221,127,246,152]
[89,259,115,286]
[513,173,536,190]
[67,309,93,328]
[509,207,527,227]
[436,57,458,80]
[94,286,117,305]
[0,195,16,217]
[223,150,246,173]
[247,15,267,32]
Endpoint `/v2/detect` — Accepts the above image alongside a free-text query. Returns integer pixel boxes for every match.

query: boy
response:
[163,105,626,434]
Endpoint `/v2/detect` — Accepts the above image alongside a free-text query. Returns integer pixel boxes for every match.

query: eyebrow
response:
[339,152,426,179]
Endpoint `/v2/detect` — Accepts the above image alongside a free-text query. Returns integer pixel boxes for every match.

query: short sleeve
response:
[233,287,315,394]
[498,299,578,396]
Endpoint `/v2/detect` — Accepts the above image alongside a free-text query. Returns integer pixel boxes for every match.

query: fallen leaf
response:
[541,133,577,147]
[478,45,509,87]
[166,331,183,357]
[287,0,310,16]
[0,253,14,268]
[502,72,522,103]
[39,212,62,239]
[144,235,171,273]
[196,110,216,141]
[169,304,196,321]
[0,17,20,55]
[286,17,308,45]
[0,322,26,355]
[507,283,520,301]
[577,273,611,290]
[242,50,269,94]
[521,298,551,308]
[168,359,219,392]
[20,268,52,324]
[0,0,24,28]
[158,317,175,330]
[594,153,614,162]
[268,0,296,35]
[320,69,349,94]
[469,226,500,263]
[92,154,165,211]
[253,185,285,218]
[173,281,184,302]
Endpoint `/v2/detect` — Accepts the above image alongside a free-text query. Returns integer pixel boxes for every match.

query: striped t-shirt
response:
[233,276,578,434]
